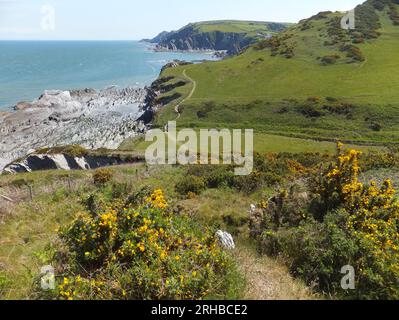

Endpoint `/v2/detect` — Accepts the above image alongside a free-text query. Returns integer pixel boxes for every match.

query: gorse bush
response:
[177,152,326,196]
[321,54,340,65]
[93,168,113,186]
[253,143,399,299]
[51,189,233,300]
[175,175,206,196]
[340,44,366,62]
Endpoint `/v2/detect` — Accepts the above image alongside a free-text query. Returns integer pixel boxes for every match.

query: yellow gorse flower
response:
[321,143,399,277]
[146,189,168,209]
[56,188,228,300]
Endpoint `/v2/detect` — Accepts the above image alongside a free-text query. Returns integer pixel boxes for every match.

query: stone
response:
[215,230,235,250]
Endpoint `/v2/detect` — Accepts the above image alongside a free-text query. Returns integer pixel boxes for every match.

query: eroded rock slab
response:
[3,152,144,174]
[0,87,148,172]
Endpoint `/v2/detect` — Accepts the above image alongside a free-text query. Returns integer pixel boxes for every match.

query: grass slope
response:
[192,20,291,35]
[151,1,399,145]
[0,165,312,299]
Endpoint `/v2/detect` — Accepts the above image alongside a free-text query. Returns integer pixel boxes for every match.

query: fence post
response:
[28,185,33,200]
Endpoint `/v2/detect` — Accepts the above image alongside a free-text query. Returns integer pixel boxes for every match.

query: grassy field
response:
[2,148,397,299]
[120,131,385,156]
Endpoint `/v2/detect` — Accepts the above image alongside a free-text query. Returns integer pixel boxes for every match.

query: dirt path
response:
[175,69,197,120]
[234,245,317,300]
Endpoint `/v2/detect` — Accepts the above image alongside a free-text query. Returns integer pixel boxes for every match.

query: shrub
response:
[50,189,233,300]
[175,175,206,195]
[232,171,282,194]
[389,2,399,25]
[254,143,399,299]
[352,36,365,44]
[186,165,236,190]
[369,121,382,131]
[93,168,113,186]
[260,210,360,294]
[361,151,398,170]
[321,55,340,65]
[196,101,215,119]
[298,104,323,118]
[340,44,365,62]
[322,102,353,116]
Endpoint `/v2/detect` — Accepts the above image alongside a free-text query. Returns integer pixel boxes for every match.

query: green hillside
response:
[192,20,290,34]
[151,0,399,146]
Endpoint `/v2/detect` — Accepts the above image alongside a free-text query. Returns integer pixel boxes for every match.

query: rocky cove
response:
[0,86,151,173]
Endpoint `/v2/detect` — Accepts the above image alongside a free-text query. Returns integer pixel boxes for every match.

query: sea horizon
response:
[0,40,216,111]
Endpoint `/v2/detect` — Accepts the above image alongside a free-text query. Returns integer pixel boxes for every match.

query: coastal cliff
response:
[145,20,291,55]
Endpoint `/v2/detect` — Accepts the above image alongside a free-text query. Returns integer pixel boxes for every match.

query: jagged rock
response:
[160,60,192,73]
[0,86,148,172]
[215,230,235,250]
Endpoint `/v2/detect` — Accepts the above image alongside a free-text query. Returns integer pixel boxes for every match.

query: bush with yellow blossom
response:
[254,143,399,299]
[92,168,113,186]
[51,188,234,300]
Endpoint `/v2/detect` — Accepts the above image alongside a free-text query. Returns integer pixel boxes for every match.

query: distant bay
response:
[0,41,216,111]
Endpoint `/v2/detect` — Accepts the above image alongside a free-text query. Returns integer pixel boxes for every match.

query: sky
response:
[0,0,365,40]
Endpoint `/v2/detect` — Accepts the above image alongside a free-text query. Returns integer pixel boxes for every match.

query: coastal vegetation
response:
[2,144,399,299]
[2,0,399,301]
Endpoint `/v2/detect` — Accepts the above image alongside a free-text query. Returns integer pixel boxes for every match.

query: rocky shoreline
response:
[144,42,227,59]
[0,86,149,172]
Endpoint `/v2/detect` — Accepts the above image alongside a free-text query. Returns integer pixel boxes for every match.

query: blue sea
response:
[0,41,216,111]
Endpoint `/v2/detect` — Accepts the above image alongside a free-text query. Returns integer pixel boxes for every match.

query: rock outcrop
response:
[138,61,191,124]
[0,87,147,172]
[3,152,144,174]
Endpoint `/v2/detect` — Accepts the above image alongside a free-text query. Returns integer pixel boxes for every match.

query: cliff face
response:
[162,29,252,54]
[147,21,290,55]
[138,61,192,124]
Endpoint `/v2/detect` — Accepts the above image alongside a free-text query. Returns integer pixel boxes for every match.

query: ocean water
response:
[0,41,216,111]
